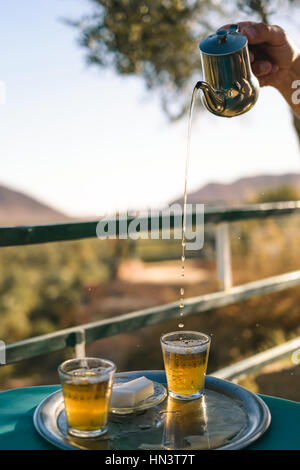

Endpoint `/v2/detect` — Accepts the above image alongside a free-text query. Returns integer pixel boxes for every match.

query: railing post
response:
[216,222,232,291]
[74,329,86,359]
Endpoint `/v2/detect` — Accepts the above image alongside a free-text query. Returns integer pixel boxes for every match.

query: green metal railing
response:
[2,201,300,381]
[1,201,299,247]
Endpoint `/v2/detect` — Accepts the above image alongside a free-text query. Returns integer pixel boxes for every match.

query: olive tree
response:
[68,0,300,139]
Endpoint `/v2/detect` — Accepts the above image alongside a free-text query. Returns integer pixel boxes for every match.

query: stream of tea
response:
[178,85,199,329]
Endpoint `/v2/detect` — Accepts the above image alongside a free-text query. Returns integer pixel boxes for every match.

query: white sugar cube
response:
[110,376,154,408]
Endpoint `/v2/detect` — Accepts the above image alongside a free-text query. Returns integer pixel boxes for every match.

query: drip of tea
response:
[179,85,198,329]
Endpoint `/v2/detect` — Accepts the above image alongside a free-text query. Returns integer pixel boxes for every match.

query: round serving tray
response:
[33,374,271,450]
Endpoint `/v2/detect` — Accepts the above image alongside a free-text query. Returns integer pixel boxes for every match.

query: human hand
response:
[221,21,300,91]
[220,21,300,116]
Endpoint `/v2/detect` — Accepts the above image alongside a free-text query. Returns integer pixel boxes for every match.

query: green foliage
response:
[253,185,300,203]
[0,239,126,343]
[67,0,222,119]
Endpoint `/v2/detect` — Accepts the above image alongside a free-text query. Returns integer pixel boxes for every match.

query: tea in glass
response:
[161,331,210,400]
[58,357,116,437]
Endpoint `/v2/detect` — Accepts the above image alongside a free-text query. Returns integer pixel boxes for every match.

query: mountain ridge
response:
[171,173,300,206]
[0,183,70,225]
[1,173,300,226]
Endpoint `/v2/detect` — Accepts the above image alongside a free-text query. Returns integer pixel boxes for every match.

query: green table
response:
[1,371,300,450]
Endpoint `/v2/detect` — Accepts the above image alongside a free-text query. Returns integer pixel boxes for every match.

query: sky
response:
[1,0,300,218]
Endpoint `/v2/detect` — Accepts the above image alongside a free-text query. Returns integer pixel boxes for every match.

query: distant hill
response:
[2,173,300,227]
[172,173,300,206]
[0,184,70,225]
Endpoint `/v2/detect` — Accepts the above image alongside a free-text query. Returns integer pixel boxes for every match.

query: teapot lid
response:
[199,24,247,55]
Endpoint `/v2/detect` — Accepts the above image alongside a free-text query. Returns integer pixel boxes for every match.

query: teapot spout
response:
[196,81,226,116]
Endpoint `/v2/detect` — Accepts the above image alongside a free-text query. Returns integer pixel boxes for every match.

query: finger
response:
[239,23,286,46]
[256,65,280,87]
[257,75,269,87]
[258,72,278,87]
[251,60,273,76]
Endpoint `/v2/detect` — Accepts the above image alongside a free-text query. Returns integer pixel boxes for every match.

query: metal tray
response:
[33,374,271,450]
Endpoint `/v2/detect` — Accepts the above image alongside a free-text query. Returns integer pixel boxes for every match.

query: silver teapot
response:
[196,24,259,117]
